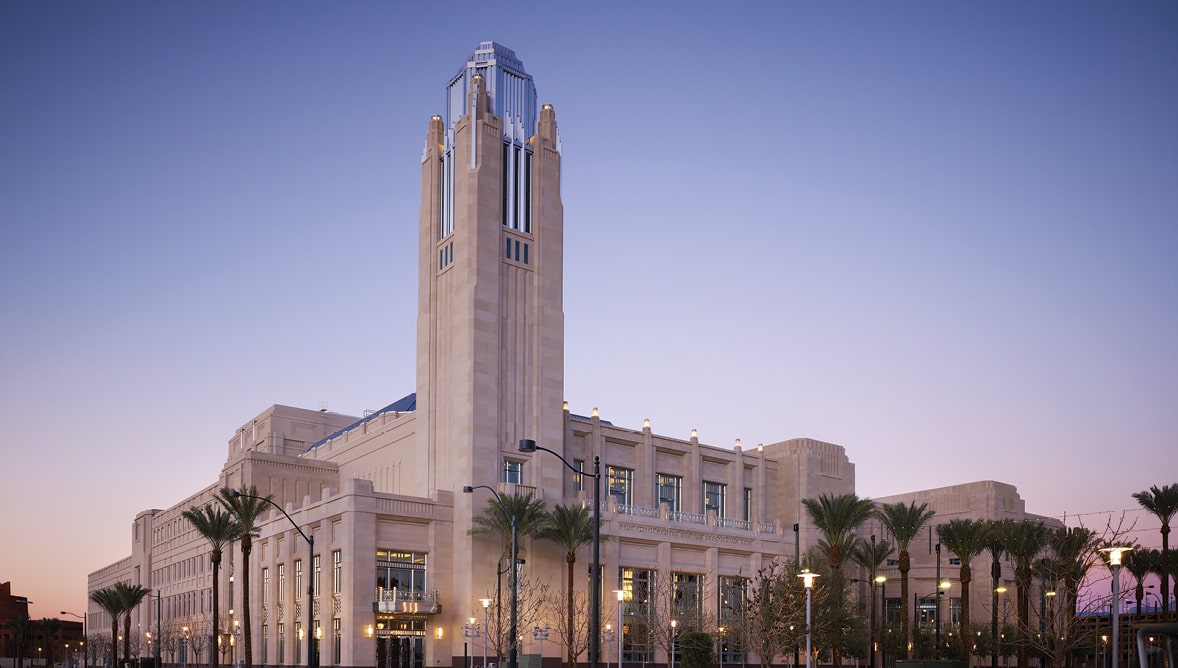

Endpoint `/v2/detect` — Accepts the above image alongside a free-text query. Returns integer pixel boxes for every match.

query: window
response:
[295,561,302,601]
[573,459,584,493]
[333,550,342,595]
[718,576,746,624]
[672,572,701,621]
[948,557,961,565]
[278,623,285,664]
[620,568,654,664]
[313,555,321,597]
[657,474,682,512]
[262,624,268,664]
[295,622,302,663]
[333,618,341,664]
[608,466,633,506]
[743,488,752,523]
[376,550,428,596]
[262,568,270,607]
[278,564,286,604]
[703,481,726,518]
[503,459,523,484]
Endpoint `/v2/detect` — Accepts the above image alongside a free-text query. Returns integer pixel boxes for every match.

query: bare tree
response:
[538,589,589,667]
[478,575,554,663]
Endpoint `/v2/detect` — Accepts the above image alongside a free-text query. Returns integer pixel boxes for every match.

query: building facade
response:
[87,42,1051,668]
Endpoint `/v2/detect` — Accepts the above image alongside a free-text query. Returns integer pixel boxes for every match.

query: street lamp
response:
[533,625,550,663]
[466,486,519,668]
[1102,547,1131,668]
[669,620,678,668]
[463,618,481,668]
[228,490,316,668]
[481,598,492,668]
[144,590,162,668]
[871,576,886,668]
[62,610,87,668]
[518,439,602,668]
[798,570,819,668]
[614,589,627,668]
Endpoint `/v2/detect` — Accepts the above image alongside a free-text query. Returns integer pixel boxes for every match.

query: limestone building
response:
[86,42,1051,668]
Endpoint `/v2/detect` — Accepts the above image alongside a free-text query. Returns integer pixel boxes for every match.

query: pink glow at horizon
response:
[1,1,1175,620]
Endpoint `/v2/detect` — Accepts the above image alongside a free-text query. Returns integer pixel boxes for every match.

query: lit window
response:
[656,474,682,512]
[703,481,726,518]
[608,467,633,506]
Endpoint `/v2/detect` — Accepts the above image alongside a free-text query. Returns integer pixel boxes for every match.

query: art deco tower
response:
[416,42,565,496]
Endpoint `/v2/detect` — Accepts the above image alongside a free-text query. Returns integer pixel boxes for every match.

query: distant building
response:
[87,42,1053,668]
[1,582,83,667]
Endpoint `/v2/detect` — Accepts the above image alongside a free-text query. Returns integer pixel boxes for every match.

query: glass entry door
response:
[376,636,422,668]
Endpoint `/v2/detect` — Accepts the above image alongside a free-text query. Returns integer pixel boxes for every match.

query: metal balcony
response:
[372,587,441,615]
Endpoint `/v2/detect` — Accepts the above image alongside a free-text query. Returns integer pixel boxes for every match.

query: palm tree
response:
[1045,526,1099,668]
[219,486,271,668]
[38,618,62,668]
[537,503,596,668]
[115,582,151,667]
[469,491,547,659]
[851,535,893,658]
[8,614,30,668]
[1132,483,1178,614]
[877,501,935,660]
[803,493,876,574]
[1123,548,1152,614]
[183,503,242,668]
[802,492,874,668]
[90,586,122,668]
[996,520,1046,668]
[936,519,991,662]
[982,522,1006,668]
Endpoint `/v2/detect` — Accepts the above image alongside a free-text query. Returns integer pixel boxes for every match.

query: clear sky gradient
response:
[2,1,1175,620]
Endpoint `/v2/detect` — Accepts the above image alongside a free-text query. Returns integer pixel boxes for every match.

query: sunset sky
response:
[2,1,1175,620]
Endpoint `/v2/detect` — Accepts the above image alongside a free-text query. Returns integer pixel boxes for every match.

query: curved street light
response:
[228,490,317,668]
[518,439,602,668]
[465,485,519,668]
[61,610,86,668]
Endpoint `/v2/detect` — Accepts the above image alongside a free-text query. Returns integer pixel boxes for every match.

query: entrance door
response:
[376,636,423,668]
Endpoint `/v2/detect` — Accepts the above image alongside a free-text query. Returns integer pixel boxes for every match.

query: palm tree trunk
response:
[212,552,221,668]
[566,552,575,668]
[958,565,971,663]
[123,615,131,668]
[899,551,911,661]
[1016,568,1030,668]
[242,537,253,668]
[112,618,120,668]
[1162,523,1171,615]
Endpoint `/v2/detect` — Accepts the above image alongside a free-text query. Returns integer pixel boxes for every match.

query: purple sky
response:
[2,2,1175,620]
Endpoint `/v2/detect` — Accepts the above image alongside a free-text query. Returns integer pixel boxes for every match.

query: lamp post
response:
[481,599,492,668]
[871,576,885,668]
[61,610,87,668]
[934,543,942,657]
[463,618,480,668]
[798,570,818,668]
[614,590,626,668]
[466,486,519,668]
[669,621,678,668]
[228,490,316,668]
[1102,547,1131,668]
[144,590,162,668]
[533,625,550,665]
[518,439,602,668]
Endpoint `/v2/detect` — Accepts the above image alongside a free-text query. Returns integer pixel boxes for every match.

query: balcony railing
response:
[373,587,441,614]
[668,510,706,525]
[617,504,660,518]
[716,517,751,530]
